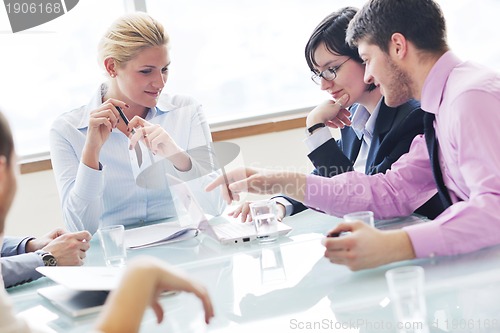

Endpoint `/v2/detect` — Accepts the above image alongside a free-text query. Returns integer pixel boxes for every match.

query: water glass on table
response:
[249,200,279,244]
[343,210,375,227]
[98,224,127,267]
[385,265,429,333]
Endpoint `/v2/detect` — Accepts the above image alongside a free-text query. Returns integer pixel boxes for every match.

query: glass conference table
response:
[8,209,500,333]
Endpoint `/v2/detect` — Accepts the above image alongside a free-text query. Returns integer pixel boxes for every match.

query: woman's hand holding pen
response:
[82,99,128,170]
[127,116,192,172]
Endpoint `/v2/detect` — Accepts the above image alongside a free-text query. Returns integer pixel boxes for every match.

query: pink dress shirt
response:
[304,51,500,258]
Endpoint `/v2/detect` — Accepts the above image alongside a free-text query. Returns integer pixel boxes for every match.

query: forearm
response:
[383,229,416,263]
[273,172,307,203]
[60,163,104,233]
[304,139,437,219]
[227,169,307,203]
[51,132,104,233]
[405,193,500,258]
[95,267,157,333]
[62,196,102,233]
[1,254,43,288]
[60,174,103,233]
[81,144,102,171]
[167,150,192,172]
[2,237,31,256]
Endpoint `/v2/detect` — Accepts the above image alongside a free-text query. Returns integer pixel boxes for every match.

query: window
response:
[145,0,358,123]
[0,0,126,156]
[1,0,499,157]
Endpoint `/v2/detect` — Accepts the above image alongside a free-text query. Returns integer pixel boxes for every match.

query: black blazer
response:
[281,98,444,219]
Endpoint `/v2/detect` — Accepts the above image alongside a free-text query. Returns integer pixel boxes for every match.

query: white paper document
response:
[124,222,199,249]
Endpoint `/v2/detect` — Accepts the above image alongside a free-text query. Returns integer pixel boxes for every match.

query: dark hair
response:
[305,7,361,70]
[346,0,448,54]
[305,7,375,91]
[0,112,14,165]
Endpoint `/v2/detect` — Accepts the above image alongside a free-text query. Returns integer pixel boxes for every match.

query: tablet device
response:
[38,285,109,318]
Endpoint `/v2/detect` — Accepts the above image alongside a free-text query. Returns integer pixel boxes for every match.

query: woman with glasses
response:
[50,13,225,234]
[230,7,443,222]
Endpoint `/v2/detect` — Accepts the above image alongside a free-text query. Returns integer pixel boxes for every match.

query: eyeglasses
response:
[311,58,350,85]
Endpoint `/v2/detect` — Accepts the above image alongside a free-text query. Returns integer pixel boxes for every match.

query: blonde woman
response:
[50,13,225,234]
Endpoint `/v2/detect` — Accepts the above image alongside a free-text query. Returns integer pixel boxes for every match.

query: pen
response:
[116,106,135,134]
[117,106,145,167]
[327,231,352,237]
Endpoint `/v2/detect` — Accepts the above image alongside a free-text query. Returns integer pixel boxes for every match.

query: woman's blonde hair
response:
[98,12,169,69]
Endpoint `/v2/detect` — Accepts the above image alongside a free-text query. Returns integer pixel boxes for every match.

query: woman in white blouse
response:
[50,12,225,234]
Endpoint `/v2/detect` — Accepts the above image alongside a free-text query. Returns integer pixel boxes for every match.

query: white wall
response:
[7,127,337,237]
[6,170,63,237]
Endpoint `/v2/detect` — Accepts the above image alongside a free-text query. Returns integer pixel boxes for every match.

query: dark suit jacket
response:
[281,98,444,219]
[1,237,43,288]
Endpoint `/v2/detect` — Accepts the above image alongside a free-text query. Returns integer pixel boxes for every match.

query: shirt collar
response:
[76,83,174,129]
[364,98,382,140]
[421,51,462,114]
[351,98,383,140]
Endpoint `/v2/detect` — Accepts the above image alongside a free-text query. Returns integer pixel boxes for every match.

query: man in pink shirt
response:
[207,0,500,270]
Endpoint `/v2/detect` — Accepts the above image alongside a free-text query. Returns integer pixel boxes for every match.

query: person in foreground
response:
[207,0,500,271]
[230,6,442,222]
[50,12,224,234]
[1,228,91,288]
[0,111,213,332]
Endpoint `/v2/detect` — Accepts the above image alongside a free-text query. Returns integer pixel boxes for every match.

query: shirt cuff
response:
[304,127,333,153]
[74,162,105,201]
[270,196,293,217]
[403,221,447,258]
[18,237,35,254]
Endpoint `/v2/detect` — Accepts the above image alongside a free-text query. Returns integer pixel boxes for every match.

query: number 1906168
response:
[5,2,62,14]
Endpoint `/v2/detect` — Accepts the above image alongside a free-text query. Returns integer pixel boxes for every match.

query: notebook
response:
[124,223,199,249]
[122,174,206,249]
[166,174,293,245]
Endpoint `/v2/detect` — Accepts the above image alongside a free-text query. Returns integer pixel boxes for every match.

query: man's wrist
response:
[386,230,416,262]
[24,237,38,253]
[271,197,293,218]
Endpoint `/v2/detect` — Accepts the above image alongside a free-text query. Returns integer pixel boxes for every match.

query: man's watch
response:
[36,250,57,266]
